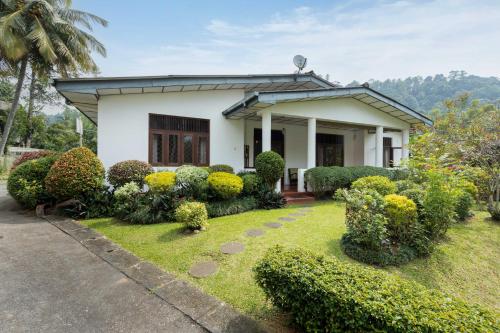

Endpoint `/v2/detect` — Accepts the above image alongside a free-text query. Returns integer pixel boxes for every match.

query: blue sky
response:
[73,0,500,84]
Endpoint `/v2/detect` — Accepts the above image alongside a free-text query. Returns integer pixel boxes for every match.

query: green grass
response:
[83,203,500,321]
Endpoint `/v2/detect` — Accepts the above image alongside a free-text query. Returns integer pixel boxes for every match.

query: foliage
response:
[208,164,234,174]
[206,197,257,218]
[62,185,114,219]
[254,151,285,187]
[207,172,243,199]
[422,171,456,239]
[453,189,474,221]
[240,172,263,196]
[305,166,352,197]
[125,191,177,224]
[256,189,286,210]
[45,147,105,200]
[113,181,141,219]
[7,155,58,208]
[11,150,55,170]
[175,165,209,200]
[108,160,153,188]
[395,179,420,193]
[399,188,425,214]
[351,175,396,196]
[347,165,392,180]
[175,201,208,230]
[144,171,176,193]
[384,194,418,242]
[254,245,498,333]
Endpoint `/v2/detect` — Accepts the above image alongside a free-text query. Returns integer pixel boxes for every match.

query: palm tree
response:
[0,0,107,155]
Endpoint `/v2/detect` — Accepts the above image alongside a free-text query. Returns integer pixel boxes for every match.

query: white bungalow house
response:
[53,72,431,192]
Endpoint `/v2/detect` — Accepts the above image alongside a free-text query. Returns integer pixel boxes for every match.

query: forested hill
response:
[346,71,500,114]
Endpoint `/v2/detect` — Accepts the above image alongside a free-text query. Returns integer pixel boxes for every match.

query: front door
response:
[253,129,284,160]
[316,133,344,166]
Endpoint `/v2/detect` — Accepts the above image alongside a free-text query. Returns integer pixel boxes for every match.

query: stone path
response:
[189,261,219,278]
[245,229,265,237]
[264,222,282,229]
[220,242,245,254]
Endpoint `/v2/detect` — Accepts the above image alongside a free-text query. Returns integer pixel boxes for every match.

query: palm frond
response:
[27,17,57,62]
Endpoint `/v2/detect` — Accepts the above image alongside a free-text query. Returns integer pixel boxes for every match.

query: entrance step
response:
[283,191,315,205]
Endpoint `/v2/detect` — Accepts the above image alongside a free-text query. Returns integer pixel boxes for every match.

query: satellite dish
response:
[293,55,307,73]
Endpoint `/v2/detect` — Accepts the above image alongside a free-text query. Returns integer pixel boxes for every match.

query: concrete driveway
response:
[0,184,209,333]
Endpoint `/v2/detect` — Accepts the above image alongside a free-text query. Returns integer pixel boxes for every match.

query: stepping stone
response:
[278,217,296,222]
[298,208,313,213]
[245,229,265,237]
[289,213,306,217]
[189,261,218,278]
[220,242,245,254]
[265,222,282,229]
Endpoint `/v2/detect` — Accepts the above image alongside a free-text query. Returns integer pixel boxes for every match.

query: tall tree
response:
[0,0,107,155]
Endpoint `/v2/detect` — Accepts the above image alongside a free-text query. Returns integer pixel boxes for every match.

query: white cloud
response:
[103,0,500,84]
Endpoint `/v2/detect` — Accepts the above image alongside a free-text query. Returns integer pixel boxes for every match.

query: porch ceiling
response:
[53,73,335,125]
[222,87,433,126]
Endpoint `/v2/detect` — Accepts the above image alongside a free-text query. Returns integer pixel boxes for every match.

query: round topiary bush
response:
[208,164,234,174]
[144,171,176,192]
[255,151,285,187]
[45,147,105,200]
[208,172,243,199]
[351,176,396,196]
[7,155,59,208]
[384,194,417,242]
[175,201,208,230]
[108,160,153,188]
[175,165,209,185]
[11,150,56,170]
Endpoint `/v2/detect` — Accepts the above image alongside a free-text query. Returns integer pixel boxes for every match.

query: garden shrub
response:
[305,166,352,197]
[207,172,243,199]
[125,191,178,224]
[347,165,391,180]
[175,165,209,199]
[456,179,479,200]
[387,167,410,181]
[45,147,105,200]
[422,171,456,240]
[399,188,425,215]
[384,194,417,242]
[62,185,114,219]
[254,246,498,333]
[255,151,285,187]
[11,150,55,170]
[452,189,474,221]
[113,181,141,219]
[107,160,153,188]
[240,172,263,196]
[144,171,176,192]
[208,164,234,174]
[175,201,208,230]
[351,175,396,196]
[256,188,286,209]
[7,155,59,208]
[395,179,420,193]
[206,197,257,218]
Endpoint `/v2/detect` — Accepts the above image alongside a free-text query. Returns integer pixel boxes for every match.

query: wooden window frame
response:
[148,114,210,167]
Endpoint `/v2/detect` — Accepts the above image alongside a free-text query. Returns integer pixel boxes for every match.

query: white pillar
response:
[402,128,410,160]
[375,126,383,167]
[307,118,316,169]
[261,110,271,152]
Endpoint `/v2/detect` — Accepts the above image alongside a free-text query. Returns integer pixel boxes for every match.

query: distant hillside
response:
[347,71,500,114]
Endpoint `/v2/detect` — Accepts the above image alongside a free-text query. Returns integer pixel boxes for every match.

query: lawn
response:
[83,202,500,324]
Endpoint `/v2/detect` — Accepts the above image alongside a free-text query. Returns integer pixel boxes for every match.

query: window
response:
[383,137,393,168]
[149,114,209,166]
[316,134,344,167]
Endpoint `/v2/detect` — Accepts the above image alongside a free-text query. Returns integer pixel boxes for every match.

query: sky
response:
[72,0,500,85]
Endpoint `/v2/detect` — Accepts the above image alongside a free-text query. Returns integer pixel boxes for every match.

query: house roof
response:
[222,87,433,126]
[52,72,336,124]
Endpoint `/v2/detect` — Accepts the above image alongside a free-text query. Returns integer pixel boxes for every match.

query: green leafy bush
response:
[399,188,426,216]
[206,197,257,217]
[384,194,418,242]
[351,175,396,196]
[207,172,243,199]
[395,179,420,193]
[256,189,286,209]
[113,181,141,219]
[144,171,176,192]
[254,246,498,333]
[175,165,209,199]
[11,150,56,170]
[45,147,105,200]
[107,160,153,188]
[175,201,208,230]
[125,191,178,224]
[208,164,234,174]
[255,151,284,187]
[347,165,391,180]
[387,167,410,181]
[305,166,352,197]
[240,172,263,196]
[7,155,59,208]
[453,189,474,221]
[62,185,114,219]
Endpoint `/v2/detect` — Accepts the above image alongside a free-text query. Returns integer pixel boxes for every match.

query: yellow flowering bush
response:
[352,176,396,196]
[208,172,243,199]
[145,171,176,192]
[384,194,418,242]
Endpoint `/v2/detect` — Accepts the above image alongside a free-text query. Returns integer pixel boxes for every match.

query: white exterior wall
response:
[97,89,245,170]
[364,130,403,167]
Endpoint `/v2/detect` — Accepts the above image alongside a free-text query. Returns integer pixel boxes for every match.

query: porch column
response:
[375,125,383,167]
[307,118,316,169]
[261,110,272,152]
[402,128,410,160]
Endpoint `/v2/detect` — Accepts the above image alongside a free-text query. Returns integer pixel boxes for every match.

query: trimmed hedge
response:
[45,147,105,200]
[11,150,56,170]
[254,246,498,333]
[208,164,234,174]
[207,172,243,199]
[145,171,176,192]
[351,175,396,196]
[107,160,153,188]
[206,197,257,217]
[240,172,262,196]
